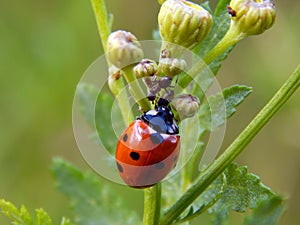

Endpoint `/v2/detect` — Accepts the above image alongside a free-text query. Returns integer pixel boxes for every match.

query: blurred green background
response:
[0,0,299,224]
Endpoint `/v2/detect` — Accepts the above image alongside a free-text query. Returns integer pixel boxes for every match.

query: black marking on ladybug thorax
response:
[130,151,140,161]
[150,133,164,144]
[123,133,128,142]
[116,162,123,172]
[155,162,165,170]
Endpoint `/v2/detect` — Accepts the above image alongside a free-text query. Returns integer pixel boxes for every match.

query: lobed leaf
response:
[210,164,277,224]
[244,195,285,225]
[36,209,53,225]
[0,199,71,225]
[199,85,252,131]
[51,158,141,225]
[196,0,232,74]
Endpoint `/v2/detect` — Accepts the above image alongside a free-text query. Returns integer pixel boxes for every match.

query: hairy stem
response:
[160,64,300,225]
[143,183,161,225]
[90,0,111,52]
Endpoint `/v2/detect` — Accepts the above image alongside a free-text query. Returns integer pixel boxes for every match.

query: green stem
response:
[122,66,152,112]
[143,183,162,225]
[91,0,134,124]
[160,65,300,225]
[108,74,135,125]
[178,25,245,89]
[90,0,111,52]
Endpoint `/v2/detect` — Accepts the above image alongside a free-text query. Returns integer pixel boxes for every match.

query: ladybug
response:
[116,99,180,188]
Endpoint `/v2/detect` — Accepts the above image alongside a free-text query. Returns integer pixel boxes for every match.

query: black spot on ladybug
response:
[155,162,165,170]
[150,133,164,144]
[123,133,128,142]
[116,162,123,173]
[130,151,140,161]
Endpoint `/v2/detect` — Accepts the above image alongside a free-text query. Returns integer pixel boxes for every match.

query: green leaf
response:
[77,83,98,127]
[20,205,34,225]
[0,199,24,224]
[199,85,252,131]
[195,0,231,74]
[215,0,231,17]
[210,164,276,224]
[51,158,141,225]
[36,209,53,225]
[77,83,120,153]
[1,199,71,225]
[244,196,285,225]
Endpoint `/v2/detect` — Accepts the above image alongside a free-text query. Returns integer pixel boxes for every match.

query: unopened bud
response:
[159,58,186,77]
[134,59,158,78]
[107,30,143,68]
[108,65,123,96]
[229,0,276,36]
[158,0,212,55]
[172,94,200,119]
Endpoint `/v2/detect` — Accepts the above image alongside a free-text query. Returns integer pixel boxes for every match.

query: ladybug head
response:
[140,98,179,135]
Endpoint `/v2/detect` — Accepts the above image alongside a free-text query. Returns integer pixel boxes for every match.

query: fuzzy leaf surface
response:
[210,164,277,225]
[244,195,285,225]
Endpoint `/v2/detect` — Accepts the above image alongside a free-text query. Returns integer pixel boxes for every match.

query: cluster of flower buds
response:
[228,0,276,36]
[105,0,276,121]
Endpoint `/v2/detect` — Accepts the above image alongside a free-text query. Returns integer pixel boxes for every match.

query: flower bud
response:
[228,0,276,36]
[107,30,143,68]
[133,59,158,78]
[159,58,186,77]
[172,94,200,119]
[108,65,123,96]
[158,0,212,55]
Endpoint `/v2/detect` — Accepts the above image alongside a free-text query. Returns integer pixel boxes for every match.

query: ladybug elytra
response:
[115,99,180,188]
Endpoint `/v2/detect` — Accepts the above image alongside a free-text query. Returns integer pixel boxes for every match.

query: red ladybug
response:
[116,99,180,188]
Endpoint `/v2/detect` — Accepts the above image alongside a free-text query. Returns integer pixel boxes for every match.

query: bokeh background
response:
[0,0,299,224]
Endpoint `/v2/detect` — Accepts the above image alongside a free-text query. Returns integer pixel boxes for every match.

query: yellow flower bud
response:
[107,30,143,68]
[134,59,158,78]
[159,58,186,77]
[229,0,276,36]
[158,0,212,56]
[172,94,200,120]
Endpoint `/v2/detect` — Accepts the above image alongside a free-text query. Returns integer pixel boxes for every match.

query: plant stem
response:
[143,183,161,225]
[160,64,300,225]
[91,0,135,124]
[178,25,245,89]
[90,0,111,52]
[122,66,152,112]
